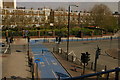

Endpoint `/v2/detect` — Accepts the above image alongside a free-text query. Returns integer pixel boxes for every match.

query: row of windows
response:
[1,9,92,16]
[1,9,102,25]
[2,14,94,23]
[2,9,45,14]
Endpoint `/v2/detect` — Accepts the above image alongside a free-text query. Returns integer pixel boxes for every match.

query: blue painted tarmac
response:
[30,41,70,79]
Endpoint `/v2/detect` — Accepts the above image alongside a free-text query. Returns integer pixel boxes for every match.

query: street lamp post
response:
[67,5,78,61]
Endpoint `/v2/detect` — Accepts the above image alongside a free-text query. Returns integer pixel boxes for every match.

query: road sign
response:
[34,58,43,63]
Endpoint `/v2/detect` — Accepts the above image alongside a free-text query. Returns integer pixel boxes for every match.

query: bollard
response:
[27,50,30,62]
[61,48,62,54]
[4,77,6,80]
[97,75,100,80]
[105,65,107,71]
[101,66,107,78]
[58,48,62,54]
[66,54,68,61]
[31,59,34,80]
[74,66,77,72]
[91,62,93,70]
[72,56,74,62]
[115,68,119,80]
[58,75,60,80]
[42,49,44,55]
[106,73,109,80]
[53,48,54,52]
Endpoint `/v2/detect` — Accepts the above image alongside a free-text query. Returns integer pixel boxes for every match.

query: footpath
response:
[52,52,95,77]
[2,38,31,79]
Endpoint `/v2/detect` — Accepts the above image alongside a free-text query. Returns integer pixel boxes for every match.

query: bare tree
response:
[90,4,118,31]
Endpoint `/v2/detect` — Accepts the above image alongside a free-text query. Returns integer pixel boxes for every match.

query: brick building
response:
[0,0,118,28]
[1,0,16,9]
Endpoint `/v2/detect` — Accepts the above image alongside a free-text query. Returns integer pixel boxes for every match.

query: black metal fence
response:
[62,67,120,80]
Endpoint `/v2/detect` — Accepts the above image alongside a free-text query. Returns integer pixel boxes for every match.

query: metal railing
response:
[62,67,120,80]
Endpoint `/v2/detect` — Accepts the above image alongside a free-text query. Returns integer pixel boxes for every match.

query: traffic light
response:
[96,47,101,59]
[85,52,90,62]
[81,52,90,64]
[27,36,30,43]
[81,53,86,63]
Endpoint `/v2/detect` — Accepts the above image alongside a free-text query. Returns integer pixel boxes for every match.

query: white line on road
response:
[52,70,58,78]
[51,60,57,65]
[43,54,50,65]
[4,45,9,54]
[40,62,45,67]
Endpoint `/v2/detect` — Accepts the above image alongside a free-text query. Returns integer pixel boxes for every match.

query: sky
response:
[17,2,119,12]
[15,0,120,2]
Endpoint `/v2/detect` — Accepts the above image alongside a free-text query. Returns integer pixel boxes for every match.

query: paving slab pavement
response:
[52,52,95,77]
[2,38,31,79]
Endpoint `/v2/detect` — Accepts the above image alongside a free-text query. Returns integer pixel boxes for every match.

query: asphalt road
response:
[30,41,70,79]
[43,39,119,71]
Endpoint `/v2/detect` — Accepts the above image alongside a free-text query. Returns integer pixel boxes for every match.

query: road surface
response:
[30,41,70,79]
[43,39,119,71]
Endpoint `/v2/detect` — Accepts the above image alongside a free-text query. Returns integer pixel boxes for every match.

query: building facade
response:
[2,0,16,9]
[1,8,94,28]
[0,0,3,9]
[1,5,118,28]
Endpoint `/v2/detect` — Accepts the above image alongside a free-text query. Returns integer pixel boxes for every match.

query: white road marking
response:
[52,70,58,78]
[40,62,45,67]
[42,55,50,65]
[34,54,43,56]
[45,57,50,65]
[51,60,57,65]
[4,45,9,53]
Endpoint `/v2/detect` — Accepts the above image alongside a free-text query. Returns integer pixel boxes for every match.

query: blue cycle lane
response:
[30,40,70,79]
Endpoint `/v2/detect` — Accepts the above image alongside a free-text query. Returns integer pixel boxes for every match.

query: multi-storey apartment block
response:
[2,0,16,9]
[1,7,95,28]
[0,0,118,28]
[1,8,46,27]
